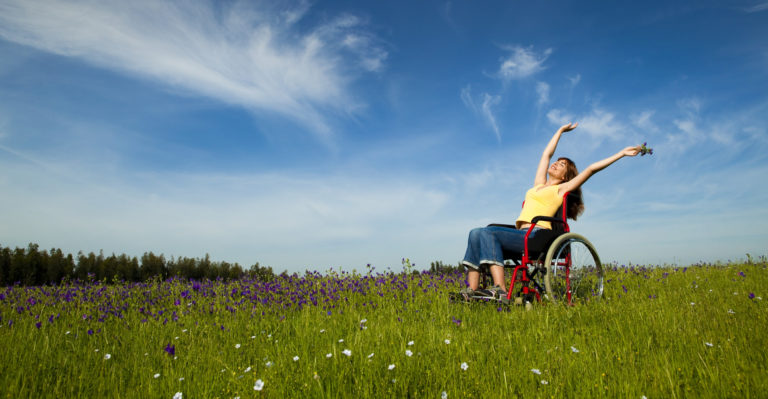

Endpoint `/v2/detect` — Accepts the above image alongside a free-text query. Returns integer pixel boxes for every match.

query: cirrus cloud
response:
[0,0,387,144]
[498,45,552,81]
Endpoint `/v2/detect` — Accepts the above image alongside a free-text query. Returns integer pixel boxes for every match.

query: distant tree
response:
[0,246,10,285]
[76,251,106,281]
[10,246,27,285]
[102,253,118,282]
[25,243,44,285]
[46,248,73,285]
[140,252,167,280]
[0,242,267,286]
[249,262,275,282]
[229,263,244,279]
[114,254,139,282]
[198,254,212,280]
[429,261,464,274]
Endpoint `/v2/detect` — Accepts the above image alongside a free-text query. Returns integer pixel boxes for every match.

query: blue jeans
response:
[462,226,541,270]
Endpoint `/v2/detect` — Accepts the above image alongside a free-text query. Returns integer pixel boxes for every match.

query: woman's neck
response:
[545,177,563,186]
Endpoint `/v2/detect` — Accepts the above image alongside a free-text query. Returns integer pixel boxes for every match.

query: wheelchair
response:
[481,192,604,306]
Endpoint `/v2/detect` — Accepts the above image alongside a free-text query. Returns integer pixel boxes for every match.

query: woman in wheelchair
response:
[459,122,641,300]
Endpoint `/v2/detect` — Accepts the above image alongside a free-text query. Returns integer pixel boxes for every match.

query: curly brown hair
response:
[557,157,585,220]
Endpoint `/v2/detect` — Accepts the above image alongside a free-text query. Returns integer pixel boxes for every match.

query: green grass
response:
[1,263,766,398]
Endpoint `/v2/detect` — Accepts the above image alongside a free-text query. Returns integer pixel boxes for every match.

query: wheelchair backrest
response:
[553,191,579,234]
[523,191,578,255]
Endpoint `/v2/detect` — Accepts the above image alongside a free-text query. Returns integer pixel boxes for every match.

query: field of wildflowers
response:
[1,261,766,398]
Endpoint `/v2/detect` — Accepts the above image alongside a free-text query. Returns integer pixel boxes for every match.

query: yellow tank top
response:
[516,184,563,229]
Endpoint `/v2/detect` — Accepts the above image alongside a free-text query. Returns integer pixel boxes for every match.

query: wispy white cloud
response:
[460,85,475,110]
[497,45,552,81]
[460,85,502,142]
[575,109,624,143]
[0,0,386,143]
[481,93,502,142]
[568,74,581,88]
[631,110,659,134]
[547,107,624,144]
[744,2,768,12]
[536,81,550,106]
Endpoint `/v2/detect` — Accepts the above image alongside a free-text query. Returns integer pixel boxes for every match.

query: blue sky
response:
[1,0,767,272]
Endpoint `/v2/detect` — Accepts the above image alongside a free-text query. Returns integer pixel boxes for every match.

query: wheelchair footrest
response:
[448,291,509,305]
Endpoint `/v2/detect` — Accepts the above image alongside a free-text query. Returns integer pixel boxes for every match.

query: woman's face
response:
[549,159,568,180]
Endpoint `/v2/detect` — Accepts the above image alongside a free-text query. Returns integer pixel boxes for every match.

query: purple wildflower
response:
[452,316,462,326]
[164,343,175,357]
[640,142,653,156]
[749,293,755,300]
[35,322,42,329]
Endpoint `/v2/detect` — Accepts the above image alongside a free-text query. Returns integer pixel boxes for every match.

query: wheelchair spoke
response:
[544,233,603,304]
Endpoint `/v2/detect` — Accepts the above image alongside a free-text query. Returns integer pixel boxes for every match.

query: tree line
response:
[0,243,276,287]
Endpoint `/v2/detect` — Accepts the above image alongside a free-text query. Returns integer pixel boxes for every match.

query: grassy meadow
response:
[1,261,766,398]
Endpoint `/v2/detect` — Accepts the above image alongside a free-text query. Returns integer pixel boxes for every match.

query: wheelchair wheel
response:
[543,233,603,304]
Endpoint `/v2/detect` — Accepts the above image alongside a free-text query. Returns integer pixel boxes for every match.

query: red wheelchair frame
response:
[485,192,603,305]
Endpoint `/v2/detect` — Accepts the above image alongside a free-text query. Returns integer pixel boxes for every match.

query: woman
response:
[460,122,641,299]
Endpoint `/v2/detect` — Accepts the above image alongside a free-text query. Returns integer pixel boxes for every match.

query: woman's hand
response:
[558,122,578,133]
[621,145,642,157]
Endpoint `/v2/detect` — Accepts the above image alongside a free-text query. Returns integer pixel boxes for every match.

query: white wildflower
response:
[571,346,579,353]
[173,392,183,399]
[531,369,541,375]
[460,362,469,371]
[254,379,264,391]
[293,356,299,361]
[405,350,413,357]
[104,354,111,360]
[388,364,396,370]
[342,349,352,357]
[154,373,161,379]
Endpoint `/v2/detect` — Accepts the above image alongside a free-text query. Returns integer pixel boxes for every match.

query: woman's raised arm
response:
[535,122,578,186]
[558,145,641,196]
